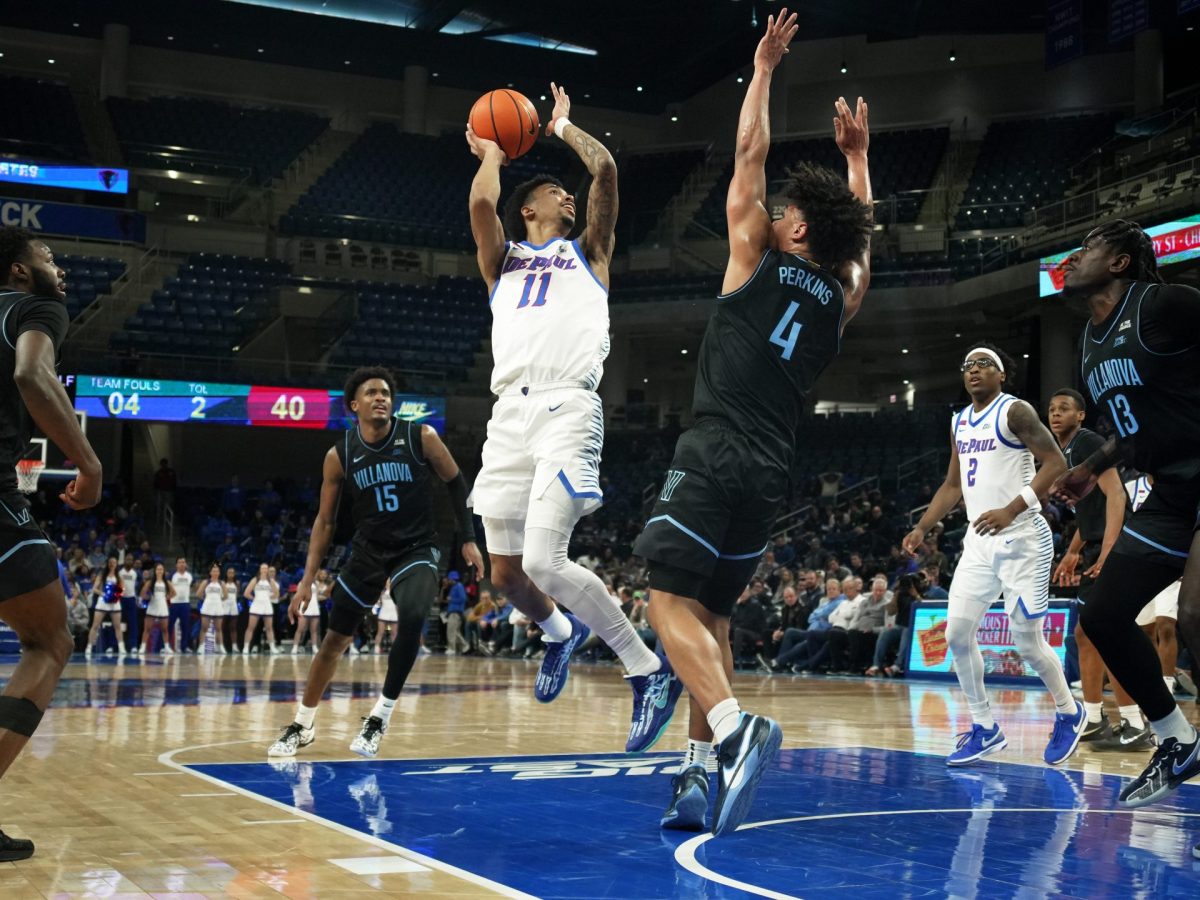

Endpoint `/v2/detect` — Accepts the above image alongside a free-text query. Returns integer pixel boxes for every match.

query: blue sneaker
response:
[534,613,589,703]
[661,764,709,831]
[626,653,684,752]
[946,723,1007,766]
[711,713,783,837]
[1045,701,1086,766]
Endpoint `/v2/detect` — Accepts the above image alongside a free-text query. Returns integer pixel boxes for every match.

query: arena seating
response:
[955,112,1122,229]
[0,75,89,161]
[615,147,707,248]
[111,253,289,358]
[61,255,126,320]
[107,96,328,183]
[688,126,950,237]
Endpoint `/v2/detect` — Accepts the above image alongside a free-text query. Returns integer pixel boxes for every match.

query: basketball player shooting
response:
[632,9,873,836]
[465,83,682,753]
[0,226,102,859]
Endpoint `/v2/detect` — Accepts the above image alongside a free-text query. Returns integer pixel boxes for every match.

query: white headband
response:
[964,348,1004,373]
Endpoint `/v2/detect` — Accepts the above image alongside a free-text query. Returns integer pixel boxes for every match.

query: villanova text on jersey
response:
[351,461,414,491]
[1084,357,1144,403]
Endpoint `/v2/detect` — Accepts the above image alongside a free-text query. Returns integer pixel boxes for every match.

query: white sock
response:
[707,698,742,746]
[370,695,396,725]
[1118,704,1144,729]
[525,527,661,676]
[1165,675,1178,693]
[1084,701,1104,725]
[537,608,573,643]
[1149,705,1197,744]
[969,701,996,731]
[683,738,713,771]
[294,703,317,729]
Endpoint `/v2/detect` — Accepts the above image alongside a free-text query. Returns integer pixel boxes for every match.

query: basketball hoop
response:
[15,459,44,494]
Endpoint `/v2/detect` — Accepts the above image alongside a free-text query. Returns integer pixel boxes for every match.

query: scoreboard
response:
[73,375,445,433]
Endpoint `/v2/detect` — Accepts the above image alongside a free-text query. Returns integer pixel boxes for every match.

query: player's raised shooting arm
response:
[13,329,100,479]
[834,96,873,326]
[466,124,508,291]
[1006,401,1067,507]
[298,447,345,587]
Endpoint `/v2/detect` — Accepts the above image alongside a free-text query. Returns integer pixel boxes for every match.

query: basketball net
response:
[15,459,44,494]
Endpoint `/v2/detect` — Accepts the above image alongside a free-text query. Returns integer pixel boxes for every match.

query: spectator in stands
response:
[825,556,851,582]
[85,557,125,659]
[846,553,865,577]
[259,480,283,517]
[789,577,863,674]
[292,568,326,654]
[919,535,949,575]
[841,576,891,672]
[242,563,281,654]
[106,533,130,564]
[66,586,90,650]
[222,475,245,519]
[444,571,470,656]
[868,573,922,677]
[730,585,771,666]
[222,566,240,652]
[769,577,844,672]
[169,557,193,653]
[799,569,824,614]
[921,564,949,599]
[772,533,796,567]
[759,586,808,670]
[154,458,177,522]
[628,590,655,650]
[481,592,511,652]
[85,541,106,572]
[214,533,238,565]
[466,589,496,653]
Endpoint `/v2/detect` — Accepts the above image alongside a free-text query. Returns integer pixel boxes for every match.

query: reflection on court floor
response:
[185,748,1200,899]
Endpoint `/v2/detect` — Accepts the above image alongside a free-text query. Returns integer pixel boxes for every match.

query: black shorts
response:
[0,493,58,602]
[329,540,441,635]
[1112,474,1200,571]
[632,419,786,617]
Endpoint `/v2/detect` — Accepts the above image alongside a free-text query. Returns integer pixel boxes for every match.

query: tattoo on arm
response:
[1007,401,1066,465]
[566,126,618,261]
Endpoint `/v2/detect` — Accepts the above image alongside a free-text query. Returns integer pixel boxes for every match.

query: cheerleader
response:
[139,562,174,655]
[292,568,328,654]
[372,581,399,656]
[197,565,226,655]
[242,563,281,654]
[84,557,125,659]
[222,567,240,652]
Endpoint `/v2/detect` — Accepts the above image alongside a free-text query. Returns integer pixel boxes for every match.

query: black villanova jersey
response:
[1061,427,1124,542]
[1081,281,1200,479]
[0,292,69,495]
[692,250,845,470]
[335,417,435,549]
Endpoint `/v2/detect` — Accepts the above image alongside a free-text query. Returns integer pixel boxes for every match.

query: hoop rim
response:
[15,458,45,493]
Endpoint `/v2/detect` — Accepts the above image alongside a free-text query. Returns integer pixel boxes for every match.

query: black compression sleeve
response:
[445,471,477,542]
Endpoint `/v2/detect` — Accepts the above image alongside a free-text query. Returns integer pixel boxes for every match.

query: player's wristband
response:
[1019,485,1040,512]
[553,117,572,140]
[446,471,478,542]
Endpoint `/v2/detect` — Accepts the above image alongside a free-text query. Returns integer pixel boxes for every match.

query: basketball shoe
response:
[268,722,315,757]
[626,652,683,752]
[711,713,782,837]
[1118,732,1200,807]
[661,764,709,831]
[946,723,1007,766]
[534,613,589,703]
[0,828,34,861]
[350,716,386,758]
[1044,702,1085,766]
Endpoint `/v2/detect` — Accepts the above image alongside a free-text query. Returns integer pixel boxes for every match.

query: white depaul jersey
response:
[1125,475,1152,512]
[952,392,1036,524]
[488,237,609,395]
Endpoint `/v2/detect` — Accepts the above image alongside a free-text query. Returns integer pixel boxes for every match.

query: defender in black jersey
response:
[1046,388,1145,746]
[269,366,482,760]
[0,228,102,859]
[1052,219,1200,809]
[636,10,874,838]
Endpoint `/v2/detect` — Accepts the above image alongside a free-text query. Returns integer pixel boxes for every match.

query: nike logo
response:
[1004,539,1014,545]
[1172,740,1200,776]
[548,403,564,412]
[353,454,366,463]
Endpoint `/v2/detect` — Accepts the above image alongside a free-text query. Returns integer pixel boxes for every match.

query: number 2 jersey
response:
[1081,281,1200,479]
[691,250,845,470]
[488,237,609,395]
[952,392,1037,526]
[335,417,434,550]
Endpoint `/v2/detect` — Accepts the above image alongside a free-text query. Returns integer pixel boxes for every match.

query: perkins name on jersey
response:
[352,461,413,490]
[1085,357,1144,402]
[777,265,835,304]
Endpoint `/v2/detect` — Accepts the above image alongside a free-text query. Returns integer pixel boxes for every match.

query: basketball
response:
[469,89,539,160]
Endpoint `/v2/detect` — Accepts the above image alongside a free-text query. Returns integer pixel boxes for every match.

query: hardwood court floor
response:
[1,652,1198,898]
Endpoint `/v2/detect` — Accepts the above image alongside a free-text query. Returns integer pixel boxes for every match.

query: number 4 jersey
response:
[1081,281,1200,478]
[335,417,434,550]
[691,250,845,470]
[489,238,610,395]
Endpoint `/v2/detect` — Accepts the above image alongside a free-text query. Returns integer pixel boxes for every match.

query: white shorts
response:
[146,598,169,618]
[376,595,398,623]
[469,385,604,542]
[93,600,120,614]
[249,598,273,617]
[948,515,1054,620]
[1135,580,1180,626]
[223,599,238,617]
[199,596,225,617]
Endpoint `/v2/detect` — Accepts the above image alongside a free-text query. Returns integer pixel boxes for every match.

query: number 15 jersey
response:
[489,238,610,396]
[335,417,434,550]
[692,250,845,470]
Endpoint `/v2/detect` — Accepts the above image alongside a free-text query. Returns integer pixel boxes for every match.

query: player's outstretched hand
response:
[461,541,485,579]
[545,82,570,136]
[1052,550,1081,587]
[901,527,924,557]
[465,122,507,164]
[289,581,311,625]
[834,96,869,157]
[754,8,799,71]
[973,507,1016,537]
[1051,464,1098,505]
[61,469,101,510]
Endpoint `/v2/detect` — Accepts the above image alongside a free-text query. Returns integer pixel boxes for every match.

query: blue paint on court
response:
[186,748,1200,898]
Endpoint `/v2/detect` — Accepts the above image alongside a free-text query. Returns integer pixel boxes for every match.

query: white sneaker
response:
[446,650,458,657]
[268,722,315,757]
[242,648,250,656]
[163,646,175,655]
[291,645,300,655]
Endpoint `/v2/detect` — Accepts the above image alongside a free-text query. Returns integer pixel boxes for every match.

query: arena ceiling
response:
[19,0,1135,114]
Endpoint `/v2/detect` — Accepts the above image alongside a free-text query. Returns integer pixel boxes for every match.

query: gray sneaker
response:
[1094,718,1156,752]
[268,722,315,757]
[350,715,386,758]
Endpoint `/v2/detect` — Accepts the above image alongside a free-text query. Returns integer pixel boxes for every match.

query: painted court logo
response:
[660,470,686,502]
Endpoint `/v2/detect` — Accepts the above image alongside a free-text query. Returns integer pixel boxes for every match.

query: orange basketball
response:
[470,89,540,160]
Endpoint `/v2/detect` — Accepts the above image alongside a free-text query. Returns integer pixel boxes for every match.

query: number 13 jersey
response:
[488,238,609,396]
[692,250,845,470]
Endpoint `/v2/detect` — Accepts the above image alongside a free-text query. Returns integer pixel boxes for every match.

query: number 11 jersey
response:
[488,238,610,395]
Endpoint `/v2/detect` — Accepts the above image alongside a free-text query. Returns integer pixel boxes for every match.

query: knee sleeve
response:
[521,530,569,592]
[945,617,977,656]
